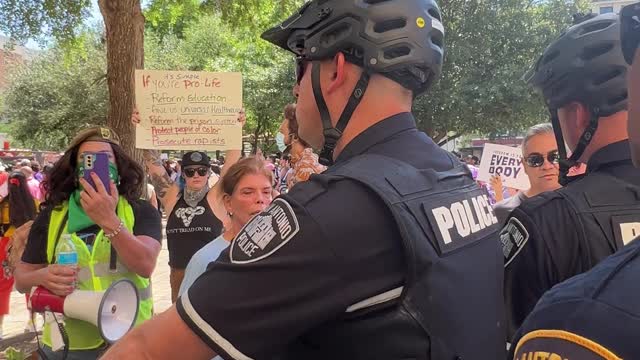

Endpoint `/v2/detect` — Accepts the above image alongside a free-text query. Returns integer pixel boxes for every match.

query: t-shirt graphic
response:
[175,206,206,227]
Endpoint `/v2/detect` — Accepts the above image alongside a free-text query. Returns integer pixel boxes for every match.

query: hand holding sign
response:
[490,175,505,202]
[477,144,531,191]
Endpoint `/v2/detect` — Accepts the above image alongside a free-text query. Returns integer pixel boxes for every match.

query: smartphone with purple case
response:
[82,152,111,194]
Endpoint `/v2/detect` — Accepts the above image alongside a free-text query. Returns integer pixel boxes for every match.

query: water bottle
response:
[56,234,78,288]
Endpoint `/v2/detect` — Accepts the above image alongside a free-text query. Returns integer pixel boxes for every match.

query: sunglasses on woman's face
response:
[184,167,208,178]
[295,56,309,85]
[525,150,560,168]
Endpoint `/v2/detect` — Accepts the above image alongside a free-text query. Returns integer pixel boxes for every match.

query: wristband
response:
[104,221,124,239]
[621,2,640,65]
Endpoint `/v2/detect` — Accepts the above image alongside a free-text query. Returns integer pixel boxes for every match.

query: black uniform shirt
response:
[502,140,640,339]
[176,113,457,359]
[509,237,640,360]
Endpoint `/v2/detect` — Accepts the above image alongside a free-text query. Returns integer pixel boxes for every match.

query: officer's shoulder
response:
[505,190,573,239]
[286,171,370,206]
[513,240,640,359]
[513,190,567,218]
[543,237,640,308]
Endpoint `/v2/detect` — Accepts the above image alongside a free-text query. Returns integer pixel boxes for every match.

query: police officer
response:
[507,10,640,359]
[502,12,640,340]
[102,0,505,359]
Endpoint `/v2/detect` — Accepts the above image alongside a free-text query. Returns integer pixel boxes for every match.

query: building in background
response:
[591,0,635,14]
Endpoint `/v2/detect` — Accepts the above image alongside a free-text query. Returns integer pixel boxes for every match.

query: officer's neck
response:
[577,112,629,162]
[332,86,412,161]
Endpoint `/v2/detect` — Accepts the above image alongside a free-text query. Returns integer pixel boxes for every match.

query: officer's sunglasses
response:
[525,150,560,168]
[184,167,209,178]
[295,56,309,84]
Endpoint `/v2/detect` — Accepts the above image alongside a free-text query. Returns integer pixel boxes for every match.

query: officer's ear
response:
[572,102,591,134]
[326,53,348,94]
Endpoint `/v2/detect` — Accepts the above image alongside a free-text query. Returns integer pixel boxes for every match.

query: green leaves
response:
[3,34,108,150]
[1,0,590,151]
[0,0,90,44]
[412,0,588,141]
[145,11,297,152]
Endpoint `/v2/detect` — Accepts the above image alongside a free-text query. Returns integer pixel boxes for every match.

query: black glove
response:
[621,2,640,65]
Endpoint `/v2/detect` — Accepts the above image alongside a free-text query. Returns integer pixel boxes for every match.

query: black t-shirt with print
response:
[166,194,223,269]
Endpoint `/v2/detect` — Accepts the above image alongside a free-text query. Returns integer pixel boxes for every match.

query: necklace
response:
[183,185,209,208]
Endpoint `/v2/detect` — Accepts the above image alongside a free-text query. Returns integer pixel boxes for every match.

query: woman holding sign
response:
[133,109,246,303]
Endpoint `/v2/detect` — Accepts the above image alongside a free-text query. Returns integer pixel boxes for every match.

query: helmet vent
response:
[320,23,352,47]
[608,91,628,106]
[428,8,442,21]
[384,46,411,59]
[374,18,407,33]
[593,68,622,86]
[581,42,614,61]
[431,35,443,49]
[579,20,615,36]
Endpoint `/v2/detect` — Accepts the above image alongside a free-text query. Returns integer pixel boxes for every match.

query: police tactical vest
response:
[328,154,504,359]
[557,172,640,270]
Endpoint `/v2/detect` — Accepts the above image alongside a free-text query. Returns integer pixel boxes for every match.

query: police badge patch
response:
[514,329,622,360]
[501,217,529,267]
[230,198,300,264]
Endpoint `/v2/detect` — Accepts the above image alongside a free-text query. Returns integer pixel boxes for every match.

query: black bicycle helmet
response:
[524,13,629,184]
[262,0,444,95]
[525,12,628,115]
[261,0,445,165]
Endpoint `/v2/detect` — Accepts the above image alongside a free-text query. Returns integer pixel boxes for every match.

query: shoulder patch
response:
[514,329,622,360]
[426,191,499,255]
[230,198,300,264]
[501,216,530,267]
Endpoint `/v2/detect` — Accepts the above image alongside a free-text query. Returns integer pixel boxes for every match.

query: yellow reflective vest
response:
[44,197,153,350]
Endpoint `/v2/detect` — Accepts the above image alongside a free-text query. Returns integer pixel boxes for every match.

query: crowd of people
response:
[1,0,640,359]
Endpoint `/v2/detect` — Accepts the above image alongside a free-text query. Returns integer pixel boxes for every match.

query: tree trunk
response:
[98,0,145,161]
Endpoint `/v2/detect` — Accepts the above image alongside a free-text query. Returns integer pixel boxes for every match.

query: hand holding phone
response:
[82,153,111,195]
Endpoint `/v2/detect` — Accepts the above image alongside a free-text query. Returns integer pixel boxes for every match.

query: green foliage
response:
[414,0,590,142]
[3,35,108,150]
[145,13,296,152]
[2,0,592,150]
[0,0,90,45]
[144,0,203,39]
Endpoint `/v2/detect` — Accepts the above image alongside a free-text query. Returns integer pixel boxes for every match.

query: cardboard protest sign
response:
[135,70,243,150]
[477,143,530,190]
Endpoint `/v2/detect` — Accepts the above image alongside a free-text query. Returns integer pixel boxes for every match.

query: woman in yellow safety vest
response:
[14,127,162,359]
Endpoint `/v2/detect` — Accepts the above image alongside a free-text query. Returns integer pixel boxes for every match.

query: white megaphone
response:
[30,279,139,344]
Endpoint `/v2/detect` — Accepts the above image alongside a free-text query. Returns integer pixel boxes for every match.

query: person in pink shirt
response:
[19,166,43,202]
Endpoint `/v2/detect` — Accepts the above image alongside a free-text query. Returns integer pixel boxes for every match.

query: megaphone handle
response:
[34,310,70,360]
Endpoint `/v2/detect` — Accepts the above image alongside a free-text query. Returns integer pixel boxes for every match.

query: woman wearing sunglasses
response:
[493,123,561,225]
[133,109,246,303]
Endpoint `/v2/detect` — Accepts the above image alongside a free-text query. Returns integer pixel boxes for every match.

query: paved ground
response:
[1,222,173,340]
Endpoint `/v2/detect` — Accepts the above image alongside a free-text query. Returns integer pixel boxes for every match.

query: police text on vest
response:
[432,195,498,244]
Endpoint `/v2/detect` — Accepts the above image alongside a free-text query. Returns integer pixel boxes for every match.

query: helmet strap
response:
[550,107,599,185]
[311,60,370,166]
